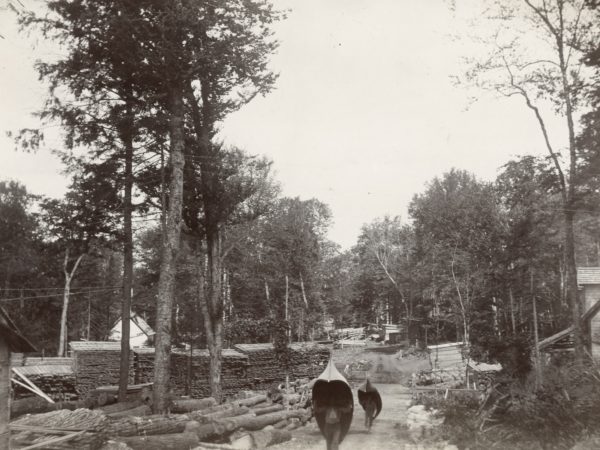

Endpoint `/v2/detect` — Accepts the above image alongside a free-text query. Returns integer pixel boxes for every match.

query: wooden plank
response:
[12,368,55,404]
[10,379,51,401]
[19,430,86,450]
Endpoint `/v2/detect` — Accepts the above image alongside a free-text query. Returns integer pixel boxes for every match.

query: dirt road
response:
[270,383,414,450]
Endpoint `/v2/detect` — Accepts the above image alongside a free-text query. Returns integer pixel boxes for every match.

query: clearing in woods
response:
[271,347,430,450]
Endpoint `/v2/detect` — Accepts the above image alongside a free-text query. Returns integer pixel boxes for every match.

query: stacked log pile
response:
[70,341,134,397]
[133,348,251,398]
[171,349,250,398]
[12,365,78,401]
[132,347,154,384]
[233,344,282,389]
[289,342,330,379]
[234,343,329,389]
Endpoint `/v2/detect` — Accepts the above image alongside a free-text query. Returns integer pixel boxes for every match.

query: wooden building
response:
[538,267,600,358]
[0,307,36,449]
[427,342,465,370]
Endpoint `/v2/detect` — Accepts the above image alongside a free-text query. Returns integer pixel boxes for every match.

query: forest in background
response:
[1,0,600,410]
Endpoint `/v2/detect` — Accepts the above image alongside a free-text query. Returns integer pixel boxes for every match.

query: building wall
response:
[584,285,600,312]
[0,339,9,449]
[583,285,600,359]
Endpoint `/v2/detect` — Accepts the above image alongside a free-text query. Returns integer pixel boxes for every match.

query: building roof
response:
[111,312,155,337]
[0,307,36,353]
[131,313,155,336]
[578,267,600,285]
[16,365,73,377]
[69,341,122,352]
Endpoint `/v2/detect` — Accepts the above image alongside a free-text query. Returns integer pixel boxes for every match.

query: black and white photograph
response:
[1,0,600,449]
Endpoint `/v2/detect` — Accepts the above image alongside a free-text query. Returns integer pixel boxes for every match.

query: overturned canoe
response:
[358,378,382,420]
[311,359,354,443]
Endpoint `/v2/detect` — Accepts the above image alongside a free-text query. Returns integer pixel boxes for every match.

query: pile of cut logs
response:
[233,343,330,390]
[133,348,252,398]
[9,383,314,450]
[170,349,251,398]
[70,342,134,397]
[12,366,77,402]
[289,343,330,379]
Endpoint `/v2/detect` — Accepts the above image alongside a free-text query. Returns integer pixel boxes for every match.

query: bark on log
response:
[10,398,84,419]
[106,405,152,419]
[98,401,142,415]
[250,428,292,448]
[116,432,199,450]
[105,414,192,437]
[236,394,267,408]
[272,419,288,429]
[203,406,249,421]
[217,409,308,433]
[230,429,291,449]
[282,394,300,406]
[170,397,217,413]
[251,404,283,416]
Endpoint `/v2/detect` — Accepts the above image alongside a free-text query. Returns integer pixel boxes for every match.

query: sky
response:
[0,0,568,249]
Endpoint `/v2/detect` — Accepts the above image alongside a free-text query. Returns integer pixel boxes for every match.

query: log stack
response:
[233,344,283,390]
[132,347,154,384]
[289,342,330,379]
[234,343,330,390]
[12,364,78,402]
[133,348,250,398]
[70,341,134,397]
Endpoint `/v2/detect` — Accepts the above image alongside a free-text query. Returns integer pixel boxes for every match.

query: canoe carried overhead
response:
[358,378,382,421]
[311,358,354,445]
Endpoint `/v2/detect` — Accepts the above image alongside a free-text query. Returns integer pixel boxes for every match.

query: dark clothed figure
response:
[363,396,377,431]
[315,402,353,450]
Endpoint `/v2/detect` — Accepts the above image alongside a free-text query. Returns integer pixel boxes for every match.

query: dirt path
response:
[270,383,414,450]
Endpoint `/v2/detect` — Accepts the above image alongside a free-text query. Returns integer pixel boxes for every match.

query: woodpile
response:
[133,348,251,398]
[11,357,78,402]
[233,343,329,390]
[288,342,330,379]
[12,365,78,402]
[70,341,134,398]
[171,349,250,398]
[9,389,311,449]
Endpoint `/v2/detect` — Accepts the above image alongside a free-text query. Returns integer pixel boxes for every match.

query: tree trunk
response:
[509,287,516,335]
[120,101,134,402]
[115,432,199,450]
[200,233,224,403]
[153,81,186,413]
[170,397,217,413]
[565,209,584,361]
[10,398,84,420]
[106,404,152,419]
[58,251,84,357]
[105,414,191,437]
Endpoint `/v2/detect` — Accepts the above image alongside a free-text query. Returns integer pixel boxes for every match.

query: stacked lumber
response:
[171,349,250,398]
[133,348,251,398]
[234,343,329,390]
[12,364,78,401]
[70,341,134,397]
[233,344,284,389]
[289,342,330,379]
[132,347,154,384]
